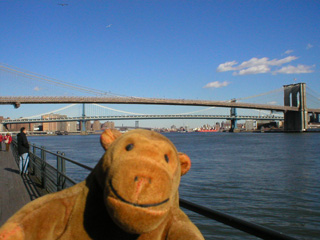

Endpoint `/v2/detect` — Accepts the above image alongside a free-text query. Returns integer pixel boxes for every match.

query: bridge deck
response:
[0,146,44,226]
[0,96,304,112]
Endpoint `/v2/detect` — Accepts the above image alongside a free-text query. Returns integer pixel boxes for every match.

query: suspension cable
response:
[93,104,221,116]
[235,87,283,101]
[306,86,320,98]
[0,63,127,97]
[23,104,77,119]
[93,104,147,115]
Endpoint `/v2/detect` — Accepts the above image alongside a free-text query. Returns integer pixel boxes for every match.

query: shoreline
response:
[17,128,320,137]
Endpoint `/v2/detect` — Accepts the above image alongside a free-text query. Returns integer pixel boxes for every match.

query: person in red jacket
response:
[4,133,12,152]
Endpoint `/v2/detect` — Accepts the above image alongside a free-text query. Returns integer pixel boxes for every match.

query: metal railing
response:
[11,141,91,193]
[11,141,299,240]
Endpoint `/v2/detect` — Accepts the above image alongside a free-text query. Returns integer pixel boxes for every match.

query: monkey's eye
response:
[125,144,134,151]
[164,154,169,163]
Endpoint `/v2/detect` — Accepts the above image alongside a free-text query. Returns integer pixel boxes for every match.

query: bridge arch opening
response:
[296,92,300,108]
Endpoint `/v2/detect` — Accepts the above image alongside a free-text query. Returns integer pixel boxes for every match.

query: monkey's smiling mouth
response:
[109,180,169,208]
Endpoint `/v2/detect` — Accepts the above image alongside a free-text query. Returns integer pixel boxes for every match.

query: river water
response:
[28,132,320,240]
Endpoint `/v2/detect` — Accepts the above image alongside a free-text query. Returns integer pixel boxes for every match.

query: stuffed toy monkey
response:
[0,129,204,240]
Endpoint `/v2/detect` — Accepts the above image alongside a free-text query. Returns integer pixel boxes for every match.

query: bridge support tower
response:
[229,99,239,132]
[283,83,308,132]
[80,104,88,135]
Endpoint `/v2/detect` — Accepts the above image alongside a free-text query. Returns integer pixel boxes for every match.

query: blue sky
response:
[0,0,319,128]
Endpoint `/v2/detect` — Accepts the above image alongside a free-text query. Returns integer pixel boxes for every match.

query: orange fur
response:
[0,129,204,240]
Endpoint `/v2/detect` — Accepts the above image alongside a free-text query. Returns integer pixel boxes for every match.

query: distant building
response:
[61,122,77,132]
[92,120,101,131]
[221,121,231,130]
[102,121,115,130]
[5,121,36,132]
[257,120,282,130]
[245,120,257,131]
[279,121,284,128]
[135,121,139,129]
[42,114,62,132]
[42,114,75,132]
[86,121,92,131]
[170,125,177,131]
[215,122,220,131]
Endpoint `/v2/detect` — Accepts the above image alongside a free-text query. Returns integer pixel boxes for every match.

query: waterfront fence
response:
[11,141,90,193]
[11,140,298,240]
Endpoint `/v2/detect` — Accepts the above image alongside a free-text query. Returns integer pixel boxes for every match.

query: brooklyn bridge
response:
[0,64,320,132]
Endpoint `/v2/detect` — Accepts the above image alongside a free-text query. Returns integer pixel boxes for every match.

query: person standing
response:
[17,127,30,174]
[1,134,5,151]
[4,133,12,152]
[0,134,3,151]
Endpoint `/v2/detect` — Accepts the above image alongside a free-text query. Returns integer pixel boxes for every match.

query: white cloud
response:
[203,81,230,88]
[216,56,313,76]
[284,50,294,55]
[234,65,270,75]
[33,86,41,91]
[306,43,313,50]
[235,56,298,69]
[268,56,298,66]
[236,57,269,69]
[273,64,315,74]
[217,61,238,72]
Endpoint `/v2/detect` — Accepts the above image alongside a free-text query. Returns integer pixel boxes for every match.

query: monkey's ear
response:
[178,152,191,176]
[100,129,122,150]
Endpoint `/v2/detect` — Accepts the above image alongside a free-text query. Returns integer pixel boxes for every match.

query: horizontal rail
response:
[31,144,94,171]
[180,199,298,240]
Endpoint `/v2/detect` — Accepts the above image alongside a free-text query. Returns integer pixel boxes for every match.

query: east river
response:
[28,132,320,240]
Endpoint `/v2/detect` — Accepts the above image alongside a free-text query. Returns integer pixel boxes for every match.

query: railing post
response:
[29,144,35,175]
[32,144,36,175]
[57,151,61,191]
[40,146,47,189]
[56,152,66,190]
[61,152,66,189]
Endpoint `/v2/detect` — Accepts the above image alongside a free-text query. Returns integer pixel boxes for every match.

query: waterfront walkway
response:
[0,148,43,226]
